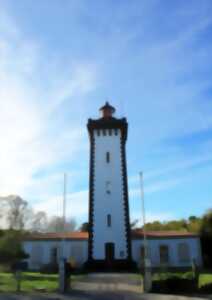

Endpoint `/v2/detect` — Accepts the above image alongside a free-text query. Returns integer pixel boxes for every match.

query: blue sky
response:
[0,0,212,226]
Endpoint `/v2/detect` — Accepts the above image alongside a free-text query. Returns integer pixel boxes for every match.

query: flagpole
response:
[59,172,67,293]
[63,172,67,232]
[62,173,67,257]
[139,171,152,292]
[139,172,148,262]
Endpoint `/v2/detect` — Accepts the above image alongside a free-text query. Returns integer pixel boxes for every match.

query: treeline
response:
[0,195,77,232]
[144,215,202,232]
[130,210,211,235]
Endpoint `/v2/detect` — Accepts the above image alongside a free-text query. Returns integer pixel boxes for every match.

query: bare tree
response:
[30,211,48,232]
[65,217,77,232]
[7,196,28,230]
[46,216,77,232]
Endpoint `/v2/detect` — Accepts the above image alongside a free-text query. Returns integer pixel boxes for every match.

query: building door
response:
[105,243,115,263]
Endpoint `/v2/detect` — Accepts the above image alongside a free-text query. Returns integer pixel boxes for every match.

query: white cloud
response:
[49,63,98,114]
[129,176,183,197]
[144,153,212,181]
[33,190,88,224]
[0,10,98,199]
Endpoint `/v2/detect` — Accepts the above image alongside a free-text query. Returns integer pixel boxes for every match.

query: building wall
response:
[23,240,88,270]
[92,129,127,260]
[132,237,202,268]
[23,237,202,270]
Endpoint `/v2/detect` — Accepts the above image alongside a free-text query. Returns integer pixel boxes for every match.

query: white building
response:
[23,103,202,271]
[23,230,202,270]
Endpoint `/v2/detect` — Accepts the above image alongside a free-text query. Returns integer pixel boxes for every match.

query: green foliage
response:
[0,230,28,265]
[0,271,81,292]
[200,209,212,237]
[200,210,212,267]
[79,222,89,232]
[142,215,203,233]
[0,272,58,292]
[152,272,212,294]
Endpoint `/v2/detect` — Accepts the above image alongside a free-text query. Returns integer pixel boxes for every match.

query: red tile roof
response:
[24,231,88,241]
[132,229,199,239]
[24,230,199,241]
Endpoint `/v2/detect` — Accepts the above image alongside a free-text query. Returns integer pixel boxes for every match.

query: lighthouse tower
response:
[87,102,132,269]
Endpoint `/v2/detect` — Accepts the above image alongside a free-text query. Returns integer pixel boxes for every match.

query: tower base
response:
[84,259,137,272]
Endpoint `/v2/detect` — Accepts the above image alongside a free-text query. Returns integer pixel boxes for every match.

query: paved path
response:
[0,273,211,300]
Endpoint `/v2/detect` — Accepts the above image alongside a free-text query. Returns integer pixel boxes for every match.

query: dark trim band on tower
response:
[120,137,132,260]
[87,117,128,141]
[88,130,95,261]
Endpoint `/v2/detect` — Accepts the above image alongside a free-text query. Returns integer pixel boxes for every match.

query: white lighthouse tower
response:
[87,102,133,270]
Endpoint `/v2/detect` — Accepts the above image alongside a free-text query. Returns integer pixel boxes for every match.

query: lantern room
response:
[99,101,116,118]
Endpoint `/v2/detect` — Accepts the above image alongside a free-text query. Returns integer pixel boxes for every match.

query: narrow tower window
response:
[107,214,111,227]
[106,151,110,163]
[106,181,111,194]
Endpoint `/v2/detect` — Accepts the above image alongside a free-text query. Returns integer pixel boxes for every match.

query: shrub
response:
[151,277,197,294]
[40,263,58,274]
[199,283,212,293]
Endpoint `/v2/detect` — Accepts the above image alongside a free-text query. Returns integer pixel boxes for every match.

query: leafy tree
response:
[145,221,164,231]
[189,215,198,222]
[79,222,89,231]
[201,209,212,237]
[30,211,48,232]
[7,196,28,230]
[187,216,202,233]
[0,230,28,266]
[46,216,77,232]
[200,209,212,267]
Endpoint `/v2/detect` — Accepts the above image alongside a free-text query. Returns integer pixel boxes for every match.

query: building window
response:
[107,214,111,227]
[50,247,58,264]
[31,245,43,266]
[106,151,110,163]
[109,129,112,136]
[70,244,83,265]
[106,181,111,194]
[140,246,145,265]
[178,243,190,263]
[159,245,169,264]
[120,250,125,258]
[140,245,150,265]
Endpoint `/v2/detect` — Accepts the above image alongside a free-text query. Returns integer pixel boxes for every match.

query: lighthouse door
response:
[105,243,115,263]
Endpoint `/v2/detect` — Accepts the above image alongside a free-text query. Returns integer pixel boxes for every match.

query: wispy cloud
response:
[1,1,212,221]
[129,176,184,198]
[131,211,174,227]
[133,153,212,182]
[33,190,88,224]
[0,9,98,198]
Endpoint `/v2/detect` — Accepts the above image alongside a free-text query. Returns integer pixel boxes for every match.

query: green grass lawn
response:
[199,273,212,288]
[152,271,194,281]
[0,272,59,293]
[0,271,84,293]
[0,270,211,293]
